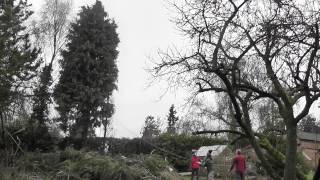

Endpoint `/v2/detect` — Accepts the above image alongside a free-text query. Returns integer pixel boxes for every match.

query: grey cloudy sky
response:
[28,0,320,138]
[29,0,187,138]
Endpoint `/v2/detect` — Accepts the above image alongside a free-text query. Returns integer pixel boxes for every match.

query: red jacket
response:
[232,154,246,173]
[191,156,201,169]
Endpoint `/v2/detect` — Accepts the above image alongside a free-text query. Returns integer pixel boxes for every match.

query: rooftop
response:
[195,145,228,157]
[298,131,320,142]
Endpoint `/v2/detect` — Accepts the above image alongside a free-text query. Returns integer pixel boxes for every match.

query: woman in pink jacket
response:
[191,152,201,180]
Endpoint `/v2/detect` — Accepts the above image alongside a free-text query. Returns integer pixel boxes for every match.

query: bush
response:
[5,121,58,152]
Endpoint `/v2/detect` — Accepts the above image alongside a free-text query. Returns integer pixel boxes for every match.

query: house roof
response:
[195,145,228,157]
[298,131,320,142]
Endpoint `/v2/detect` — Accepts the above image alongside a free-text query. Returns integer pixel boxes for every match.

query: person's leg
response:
[238,172,244,180]
[235,171,241,180]
[195,169,199,180]
[191,169,195,180]
[208,170,214,180]
[241,172,245,180]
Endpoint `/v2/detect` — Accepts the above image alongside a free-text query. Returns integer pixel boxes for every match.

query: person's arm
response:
[244,157,246,171]
[204,158,208,167]
[230,158,235,172]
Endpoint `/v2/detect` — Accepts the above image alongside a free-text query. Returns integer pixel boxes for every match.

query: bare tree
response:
[152,0,320,179]
[37,0,72,59]
[31,0,72,125]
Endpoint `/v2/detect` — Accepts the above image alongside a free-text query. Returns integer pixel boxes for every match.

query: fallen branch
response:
[192,130,246,137]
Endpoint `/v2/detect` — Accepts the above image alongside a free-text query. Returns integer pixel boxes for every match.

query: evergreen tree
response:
[54,1,119,149]
[141,116,161,140]
[167,104,178,134]
[0,0,40,146]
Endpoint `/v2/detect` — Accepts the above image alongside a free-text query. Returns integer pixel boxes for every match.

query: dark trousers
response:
[191,168,199,180]
[235,171,245,180]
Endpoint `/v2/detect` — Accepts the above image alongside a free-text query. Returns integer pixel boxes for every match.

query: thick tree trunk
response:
[284,124,297,180]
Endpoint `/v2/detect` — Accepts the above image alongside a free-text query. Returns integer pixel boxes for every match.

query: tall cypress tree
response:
[167,104,179,134]
[54,1,119,149]
[0,0,40,146]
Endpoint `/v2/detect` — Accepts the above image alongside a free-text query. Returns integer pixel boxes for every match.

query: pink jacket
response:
[191,156,201,169]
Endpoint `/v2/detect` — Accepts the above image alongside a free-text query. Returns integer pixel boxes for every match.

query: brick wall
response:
[298,139,320,168]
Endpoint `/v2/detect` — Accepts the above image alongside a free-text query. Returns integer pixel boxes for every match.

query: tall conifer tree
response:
[54,0,119,149]
[167,105,179,134]
[0,0,40,146]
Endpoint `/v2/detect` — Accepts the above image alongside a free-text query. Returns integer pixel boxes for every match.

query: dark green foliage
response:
[29,65,55,151]
[0,0,40,109]
[31,65,52,125]
[54,0,119,149]
[0,0,40,148]
[141,116,161,139]
[167,104,179,134]
[0,149,178,179]
[5,121,58,152]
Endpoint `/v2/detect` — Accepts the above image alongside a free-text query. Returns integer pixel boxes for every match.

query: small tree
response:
[54,0,119,149]
[141,116,161,140]
[167,104,179,134]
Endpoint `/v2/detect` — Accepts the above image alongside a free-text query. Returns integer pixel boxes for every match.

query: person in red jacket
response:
[191,152,201,180]
[230,149,246,180]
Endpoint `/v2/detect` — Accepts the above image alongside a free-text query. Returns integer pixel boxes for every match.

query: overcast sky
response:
[29,0,187,138]
[28,0,320,138]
